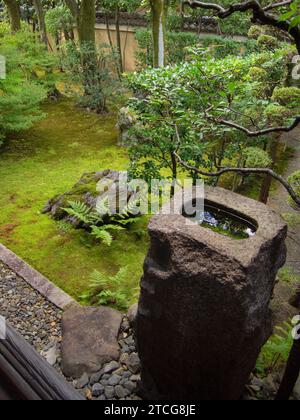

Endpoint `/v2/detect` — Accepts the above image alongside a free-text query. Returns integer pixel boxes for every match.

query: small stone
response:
[103,361,120,374]
[114,367,125,376]
[127,353,140,374]
[75,373,89,389]
[86,388,93,400]
[92,383,104,397]
[105,386,115,399]
[263,375,277,394]
[108,374,121,386]
[130,374,141,382]
[43,345,58,366]
[115,385,129,399]
[90,371,103,386]
[251,377,264,388]
[120,353,130,365]
[131,395,142,400]
[248,385,260,392]
[124,381,136,392]
[98,394,106,400]
[127,303,138,326]
[124,336,135,346]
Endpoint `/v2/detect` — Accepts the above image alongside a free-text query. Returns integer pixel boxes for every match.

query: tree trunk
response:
[33,0,48,48]
[151,0,169,68]
[276,328,300,400]
[180,1,185,32]
[77,0,96,46]
[3,0,21,33]
[115,6,123,75]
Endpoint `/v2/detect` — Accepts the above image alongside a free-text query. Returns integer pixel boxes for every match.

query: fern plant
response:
[57,220,73,233]
[62,200,101,225]
[61,199,142,246]
[90,225,124,247]
[256,322,294,375]
[89,267,131,310]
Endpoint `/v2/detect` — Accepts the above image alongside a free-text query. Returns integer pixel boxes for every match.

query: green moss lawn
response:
[0,99,149,305]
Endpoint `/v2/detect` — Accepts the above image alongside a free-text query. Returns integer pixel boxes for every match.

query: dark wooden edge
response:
[0,322,84,400]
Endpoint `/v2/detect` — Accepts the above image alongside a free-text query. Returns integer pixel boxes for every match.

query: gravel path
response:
[0,260,141,400]
[0,261,63,366]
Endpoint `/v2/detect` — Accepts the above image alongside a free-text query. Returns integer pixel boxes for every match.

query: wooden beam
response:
[0,323,84,400]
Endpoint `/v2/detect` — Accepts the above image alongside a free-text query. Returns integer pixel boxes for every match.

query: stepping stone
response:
[61,305,122,378]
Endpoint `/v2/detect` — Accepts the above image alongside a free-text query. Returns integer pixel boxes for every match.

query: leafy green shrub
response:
[0,28,52,143]
[243,147,272,168]
[272,86,300,107]
[135,29,258,68]
[135,29,199,67]
[0,22,10,37]
[218,13,251,36]
[45,5,74,42]
[256,322,294,374]
[61,41,122,113]
[248,25,263,40]
[257,34,280,50]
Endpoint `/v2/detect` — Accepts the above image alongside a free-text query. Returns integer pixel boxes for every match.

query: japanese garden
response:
[0,0,300,403]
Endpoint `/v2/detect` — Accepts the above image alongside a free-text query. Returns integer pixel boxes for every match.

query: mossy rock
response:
[42,169,134,227]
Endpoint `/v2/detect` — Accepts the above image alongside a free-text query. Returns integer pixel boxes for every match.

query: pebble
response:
[75,373,89,389]
[115,385,129,399]
[103,361,120,375]
[105,386,115,399]
[126,353,141,374]
[124,381,136,392]
[90,371,103,386]
[108,374,121,386]
[92,383,104,397]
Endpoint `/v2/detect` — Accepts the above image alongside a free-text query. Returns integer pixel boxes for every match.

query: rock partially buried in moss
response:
[42,169,135,228]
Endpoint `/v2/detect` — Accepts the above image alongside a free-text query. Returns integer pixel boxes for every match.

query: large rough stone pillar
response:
[136,187,287,400]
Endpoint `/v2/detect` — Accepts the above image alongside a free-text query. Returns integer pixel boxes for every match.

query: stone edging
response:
[0,243,76,310]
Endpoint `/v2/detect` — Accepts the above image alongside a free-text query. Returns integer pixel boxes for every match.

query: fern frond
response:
[102,224,125,232]
[96,197,111,217]
[90,269,108,288]
[62,200,93,224]
[91,226,113,246]
[57,220,73,233]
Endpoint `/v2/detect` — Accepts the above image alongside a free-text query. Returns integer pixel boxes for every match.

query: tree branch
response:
[264,1,293,12]
[175,152,300,207]
[205,114,300,137]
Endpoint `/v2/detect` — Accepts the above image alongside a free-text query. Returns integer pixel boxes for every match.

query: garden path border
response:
[0,243,76,310]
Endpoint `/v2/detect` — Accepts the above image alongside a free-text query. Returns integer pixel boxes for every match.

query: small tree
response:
[0,29,49,144]
[125,44,300,206]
